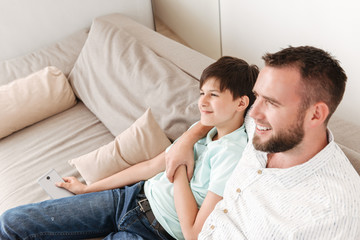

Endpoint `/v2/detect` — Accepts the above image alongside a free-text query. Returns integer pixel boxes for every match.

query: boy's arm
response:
[166,122,212,182]
[57,152,166,194]
[173,165,222,240]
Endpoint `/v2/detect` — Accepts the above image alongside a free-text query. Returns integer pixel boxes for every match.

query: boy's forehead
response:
[202,77,221,88]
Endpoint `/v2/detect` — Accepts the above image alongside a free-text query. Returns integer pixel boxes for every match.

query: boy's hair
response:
[262,46,347,124]
[200,56,259,115]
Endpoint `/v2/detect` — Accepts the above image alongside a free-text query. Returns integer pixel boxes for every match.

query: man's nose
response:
[249,98,263,119]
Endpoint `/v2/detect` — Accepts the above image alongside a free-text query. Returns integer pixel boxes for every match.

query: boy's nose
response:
[199,95,208,106]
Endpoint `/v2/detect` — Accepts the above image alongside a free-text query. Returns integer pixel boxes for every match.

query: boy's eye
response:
[211,93,219,97]
[200,92,204,96]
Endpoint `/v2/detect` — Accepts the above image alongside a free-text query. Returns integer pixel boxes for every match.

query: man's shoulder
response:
[314,143,360,214]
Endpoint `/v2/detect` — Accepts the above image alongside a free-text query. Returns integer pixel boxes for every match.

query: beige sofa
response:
[0,12,359,221]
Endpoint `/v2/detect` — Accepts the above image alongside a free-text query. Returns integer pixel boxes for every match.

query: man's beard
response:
[253,115,305,153]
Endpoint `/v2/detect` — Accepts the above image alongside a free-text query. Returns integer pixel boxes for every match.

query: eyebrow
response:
[200,88,221,93]
[253,90,283,106]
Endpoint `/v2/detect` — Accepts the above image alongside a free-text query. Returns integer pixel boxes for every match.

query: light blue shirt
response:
[144,123,248,239]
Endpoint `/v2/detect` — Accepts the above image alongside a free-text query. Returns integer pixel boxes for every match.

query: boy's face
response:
[198,77,242,130]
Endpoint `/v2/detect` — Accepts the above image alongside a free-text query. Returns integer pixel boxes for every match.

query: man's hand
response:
[56,176,87,195]
[166,139,195,183]
[166,122,212,182]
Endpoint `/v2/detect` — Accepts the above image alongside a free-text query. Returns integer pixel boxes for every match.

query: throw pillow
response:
[68,15,200,141]
[0,66,77,139]
[68,108,171,185]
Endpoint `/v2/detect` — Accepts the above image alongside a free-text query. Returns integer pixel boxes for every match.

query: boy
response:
[0,56,259,240]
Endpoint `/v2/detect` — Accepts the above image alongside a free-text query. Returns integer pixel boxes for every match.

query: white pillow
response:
[68,108,171,185]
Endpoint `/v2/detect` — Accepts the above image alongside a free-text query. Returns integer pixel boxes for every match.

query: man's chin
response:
[252,135,271,152]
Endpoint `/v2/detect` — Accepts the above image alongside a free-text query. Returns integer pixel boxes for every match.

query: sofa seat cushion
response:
[0,102,114,215]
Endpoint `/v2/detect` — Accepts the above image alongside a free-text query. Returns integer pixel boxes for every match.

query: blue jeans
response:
[0,181,170,240]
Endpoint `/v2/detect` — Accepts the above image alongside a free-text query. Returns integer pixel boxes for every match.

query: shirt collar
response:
[204,124,246,146]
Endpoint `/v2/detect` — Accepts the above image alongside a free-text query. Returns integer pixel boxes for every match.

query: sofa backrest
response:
[0,29,88,86]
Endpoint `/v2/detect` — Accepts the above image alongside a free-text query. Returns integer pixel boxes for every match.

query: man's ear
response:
[306,102,329,127]
[237,96,249,111]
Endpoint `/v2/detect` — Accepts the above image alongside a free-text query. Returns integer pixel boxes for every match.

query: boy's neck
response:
[213,117,244,141]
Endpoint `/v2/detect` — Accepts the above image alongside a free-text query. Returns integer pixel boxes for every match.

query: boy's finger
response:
[55,182,64,188]
[62,177,73,183]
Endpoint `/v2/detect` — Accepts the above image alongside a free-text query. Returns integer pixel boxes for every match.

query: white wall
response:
[0,0,154,61]
[153,0,221,60]
[220,0,360,126]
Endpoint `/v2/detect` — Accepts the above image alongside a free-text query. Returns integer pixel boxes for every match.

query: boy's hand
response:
[165,140,195,183]
[56,176,87,195]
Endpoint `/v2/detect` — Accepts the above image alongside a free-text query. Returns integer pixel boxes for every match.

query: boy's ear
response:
[237,96,249,111]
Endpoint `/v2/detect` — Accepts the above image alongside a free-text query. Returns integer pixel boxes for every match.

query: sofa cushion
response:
[69,17,200,141]
[98,13,215,81]
[0,102,114,215]
[0,66,77,139]
[68,108,171,185]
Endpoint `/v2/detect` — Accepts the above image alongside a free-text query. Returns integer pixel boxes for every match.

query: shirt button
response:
[223,209,228,213]
[257,169,263,175]
[210,225,215,230]
[236,188,241,193]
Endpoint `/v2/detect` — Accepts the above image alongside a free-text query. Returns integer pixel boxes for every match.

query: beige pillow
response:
[68,108,171,185]
[69,16,200,142]
[0,66,77,139]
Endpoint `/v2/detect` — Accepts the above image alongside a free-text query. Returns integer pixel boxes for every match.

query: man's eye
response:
[265,100,277,107]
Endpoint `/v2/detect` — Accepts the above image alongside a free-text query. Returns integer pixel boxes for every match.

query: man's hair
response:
[200,56,259,115]
[262,46,347,124]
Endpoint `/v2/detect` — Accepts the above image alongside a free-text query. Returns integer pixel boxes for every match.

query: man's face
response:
[249,66,306,153]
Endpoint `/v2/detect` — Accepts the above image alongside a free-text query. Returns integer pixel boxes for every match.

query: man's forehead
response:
[254,66,302,101]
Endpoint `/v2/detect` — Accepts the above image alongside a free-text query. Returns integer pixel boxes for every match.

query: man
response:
[166,46,360,239]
